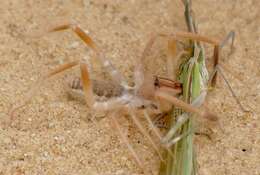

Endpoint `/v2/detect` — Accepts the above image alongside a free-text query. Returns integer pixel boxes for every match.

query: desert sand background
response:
[0,0,259,175]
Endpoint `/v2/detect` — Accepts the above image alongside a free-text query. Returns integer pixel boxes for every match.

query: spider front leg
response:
[10,22,129,117]
[140,31,236,87]
[48,23,129,89]
[154,89,218,122]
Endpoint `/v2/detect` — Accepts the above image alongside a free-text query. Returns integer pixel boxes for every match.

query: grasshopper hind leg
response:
[208,31,248,112]
[209,65,249,112]
[210,31,235,86]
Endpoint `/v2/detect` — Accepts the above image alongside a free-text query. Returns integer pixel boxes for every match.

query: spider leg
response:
[155,88,218,122]
[134,34,182,98]
[143,110,162,141]
[167,39,177,79]
[110,112,154,175]
[133,35,160,99]
[79,62,95,107]
[161,113,189,146]
[9,61,79,119]
[48,23,129,89]
[138,31,222,85]
[136,34,179,82]
[79,62,130,111]
[136,31,217,97]
[128,107,164,162]
[157,86,182,96]
[142,110,174,157]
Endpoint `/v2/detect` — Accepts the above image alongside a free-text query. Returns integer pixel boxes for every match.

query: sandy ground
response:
[0,0,259,175]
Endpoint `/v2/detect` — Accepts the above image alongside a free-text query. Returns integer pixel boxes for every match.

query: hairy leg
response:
[128,107,164,162]
[137,31,226,87]
[48,23,129,88]
[155,88,218,122]
[142,110,174,157]
[110,112,154,175]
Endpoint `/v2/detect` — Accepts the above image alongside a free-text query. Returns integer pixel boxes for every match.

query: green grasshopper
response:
[158,0,246,174]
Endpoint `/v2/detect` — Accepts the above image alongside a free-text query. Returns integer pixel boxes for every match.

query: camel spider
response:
[10,23,238,175]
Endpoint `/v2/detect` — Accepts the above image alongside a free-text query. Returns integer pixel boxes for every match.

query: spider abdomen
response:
[68,77,124,99]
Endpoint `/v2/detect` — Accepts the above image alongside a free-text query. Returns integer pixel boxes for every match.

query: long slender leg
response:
[48,23,129,89]
[130,28,235,97]
[211,31,235,86]
[110,112,153,175]
[79,62,95,107]
[161,113,189,145]
[137,31,219,74]
[143,110,163,141]
[10,59,126,120]
[219,62,244,82]
[142,32,238,92]
[79,62,130,111]
[167,32,219,45]
[219,31,235,52]
[128,107,164,162]
[183,0,235,88]
[167,40,190,80]
[133,33,158,92]
[167,39,177,79]
[9,61,79,119]
[135,32,219,98]
[165,129,193,148]
[155,89,218,122]
[206,31,248,112]
[137,32,220,81]
[142,110,174,157]
[208,65,248,112]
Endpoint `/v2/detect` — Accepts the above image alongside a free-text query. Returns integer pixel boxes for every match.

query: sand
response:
[0,0,259,174]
